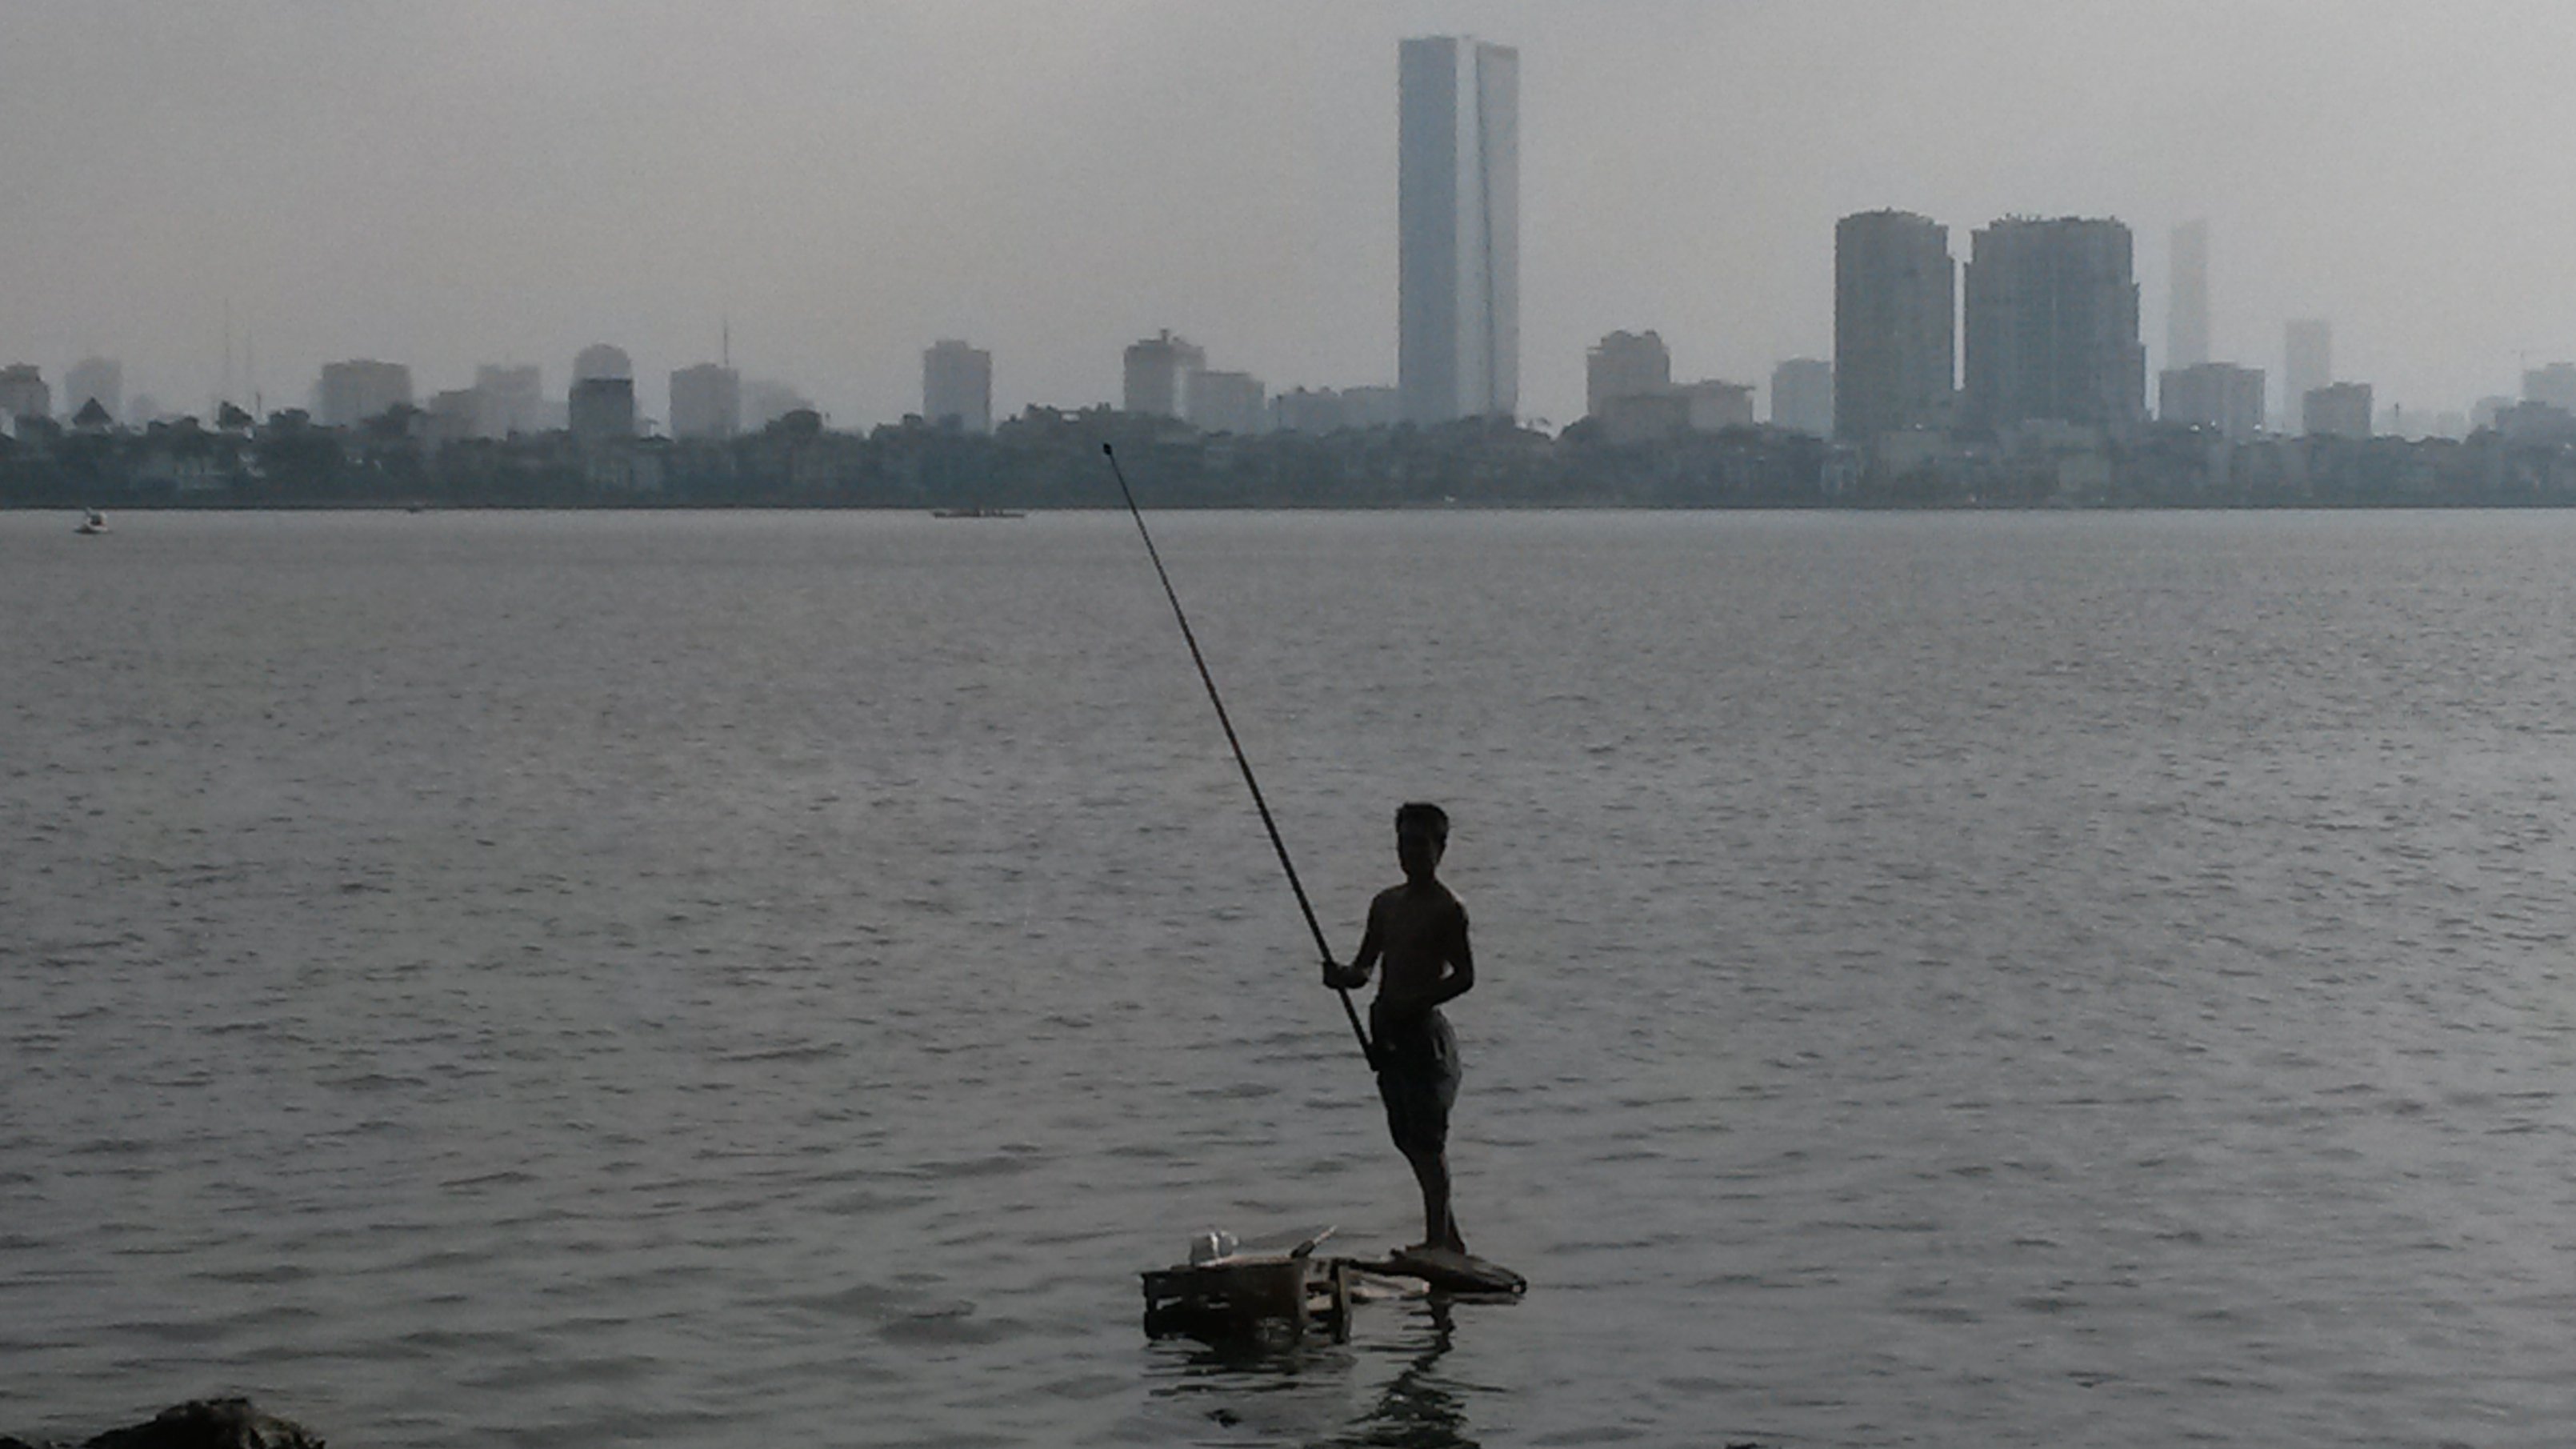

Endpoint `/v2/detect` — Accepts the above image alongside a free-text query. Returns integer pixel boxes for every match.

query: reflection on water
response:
[1146,1298,1487,1449]
[1327,1299,1476,1449]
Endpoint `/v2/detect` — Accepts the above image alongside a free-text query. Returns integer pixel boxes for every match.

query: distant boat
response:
[74,509,107,535]
[931,506,1026,519]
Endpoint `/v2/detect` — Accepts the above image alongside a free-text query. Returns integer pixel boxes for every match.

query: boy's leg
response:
[1402,1143,1462,1253]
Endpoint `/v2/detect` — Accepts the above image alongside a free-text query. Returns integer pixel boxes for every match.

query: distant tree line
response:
[6,403,2576,510]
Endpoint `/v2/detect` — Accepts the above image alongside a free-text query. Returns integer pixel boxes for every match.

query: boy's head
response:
[1394,801,1449,879]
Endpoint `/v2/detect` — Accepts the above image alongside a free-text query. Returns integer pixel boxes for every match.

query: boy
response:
[1324,802,1475,1255]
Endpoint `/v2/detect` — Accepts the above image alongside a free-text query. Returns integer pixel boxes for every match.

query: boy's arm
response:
[1323,899,1382,990]
[1424,906,1474,1006]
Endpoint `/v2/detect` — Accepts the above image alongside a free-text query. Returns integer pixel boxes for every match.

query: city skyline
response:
[6,2,2576,428]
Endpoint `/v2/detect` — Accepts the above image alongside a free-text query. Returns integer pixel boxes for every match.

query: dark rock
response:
[3,1401,323,1449]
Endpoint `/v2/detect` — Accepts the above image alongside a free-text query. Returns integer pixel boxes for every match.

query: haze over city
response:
[6,0,2574,428]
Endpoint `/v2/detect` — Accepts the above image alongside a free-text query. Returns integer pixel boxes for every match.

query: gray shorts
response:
[1371,1003,1460,1158]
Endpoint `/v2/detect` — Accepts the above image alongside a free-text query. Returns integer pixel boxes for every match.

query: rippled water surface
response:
[6,509,2576,1447]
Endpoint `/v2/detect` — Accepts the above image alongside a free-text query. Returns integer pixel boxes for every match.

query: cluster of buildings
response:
[1579,331,1755,443]
[319,344,819,449]
[1819,210,2500,460]
[12,34,2576,483]
[0,358,124,432]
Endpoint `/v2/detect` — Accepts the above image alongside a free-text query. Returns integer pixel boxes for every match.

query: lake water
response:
[4,509,2574,1447]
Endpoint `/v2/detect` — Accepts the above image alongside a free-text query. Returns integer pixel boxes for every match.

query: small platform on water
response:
[1142,1227,1524,1343]
[1375,1244,1527,1296]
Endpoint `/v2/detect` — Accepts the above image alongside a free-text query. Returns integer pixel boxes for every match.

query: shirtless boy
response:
[1324,802,1475,1255]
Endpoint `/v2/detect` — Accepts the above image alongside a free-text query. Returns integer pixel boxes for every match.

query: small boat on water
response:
[931,506,1026,519]
[74,509,107,535]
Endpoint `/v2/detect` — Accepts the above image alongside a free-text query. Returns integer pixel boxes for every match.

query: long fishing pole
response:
[1101,442,1373,1064]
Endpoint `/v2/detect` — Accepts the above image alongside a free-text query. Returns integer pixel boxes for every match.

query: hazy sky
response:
[6,1,2573,427]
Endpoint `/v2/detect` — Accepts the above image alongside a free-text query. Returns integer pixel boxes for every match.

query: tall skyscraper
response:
[2168,221,2210,370]
[1770,358,1834,436]
[1834,210,1954,442]
[1962,216,2144,435]
[922,339,993,434]
[1398,35,1518,425]
[1586,330,1670,418]
[670,363,742,439]
[2282,320,2331,430]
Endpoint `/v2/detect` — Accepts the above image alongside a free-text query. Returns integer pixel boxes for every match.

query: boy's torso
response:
[1371,881,1463,1011]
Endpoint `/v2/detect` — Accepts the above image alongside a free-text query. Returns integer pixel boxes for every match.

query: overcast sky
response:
[5,0,2571,428]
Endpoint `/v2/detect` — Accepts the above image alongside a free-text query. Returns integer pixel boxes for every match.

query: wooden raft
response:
[1142,1252,1353,1343]
[1141,1229,1526,1341]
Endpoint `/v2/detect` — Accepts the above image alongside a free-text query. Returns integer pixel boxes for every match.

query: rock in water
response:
[2,1399,322,1449]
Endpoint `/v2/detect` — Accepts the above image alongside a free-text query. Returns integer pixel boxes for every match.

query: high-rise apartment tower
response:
[1834,210,1955,441]
[1962,216,2145,435]
[1398,35,1518,425]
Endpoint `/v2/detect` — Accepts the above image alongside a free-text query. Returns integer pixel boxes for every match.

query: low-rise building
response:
[2524,362,2576,412]
[2,364,54,426]
[1270,387,1348,434]
[2304,382,2373,441]
[1678,380,1754,431]
[1342,386,1403,428]
[1124,331,1204,418]
[1187,370,1266,435]
[1586,331,1670,419]
[670,363,742,440]
[570,375,635,445]
[316,360,413,428]
[425,388,482,447]
[2160,362,2266,441]
[1595,390,1692,446]
[1770,358,1833,436]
